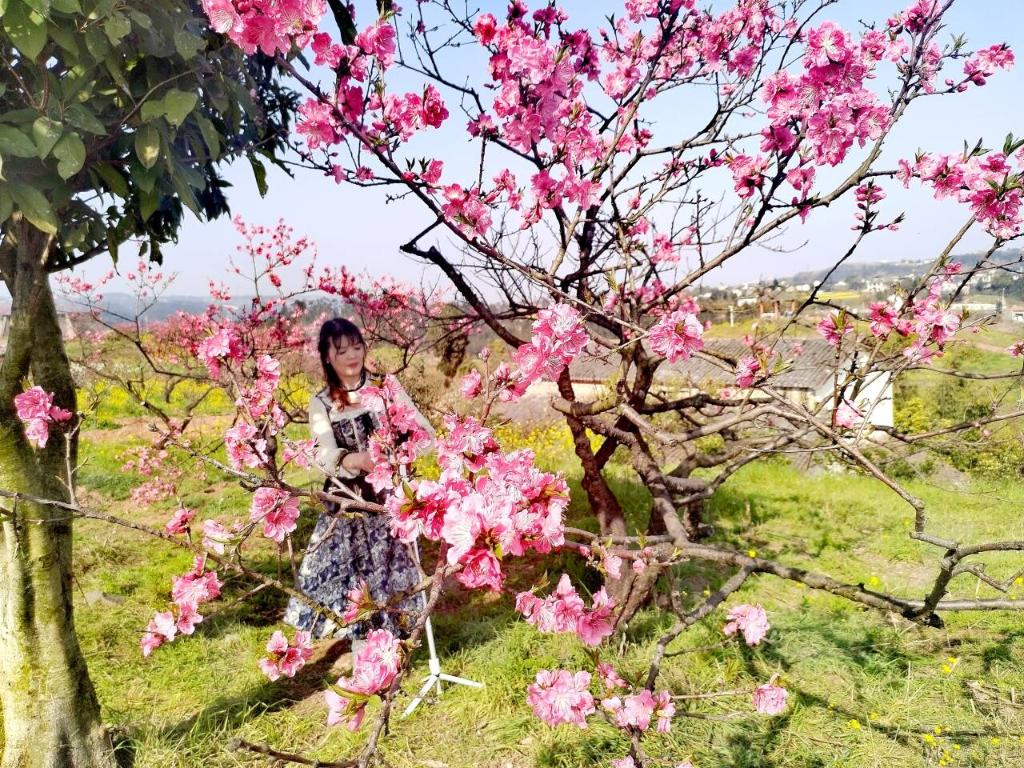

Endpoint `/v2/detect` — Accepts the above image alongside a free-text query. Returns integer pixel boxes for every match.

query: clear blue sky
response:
[74,0,1024,296]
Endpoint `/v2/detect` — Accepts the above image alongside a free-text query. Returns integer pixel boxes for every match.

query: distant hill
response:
[783,248,1023,288]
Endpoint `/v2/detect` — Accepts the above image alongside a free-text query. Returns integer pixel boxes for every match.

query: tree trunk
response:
[556,369,627,539]
[0,221,117,768]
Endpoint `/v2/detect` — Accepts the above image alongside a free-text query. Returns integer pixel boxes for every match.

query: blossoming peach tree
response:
[7,0,1024,766]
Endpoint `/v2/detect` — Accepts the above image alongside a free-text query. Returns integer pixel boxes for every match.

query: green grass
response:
[58,413,1024,768]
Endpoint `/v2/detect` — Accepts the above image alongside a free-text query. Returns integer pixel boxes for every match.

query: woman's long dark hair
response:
[318,318,367,407]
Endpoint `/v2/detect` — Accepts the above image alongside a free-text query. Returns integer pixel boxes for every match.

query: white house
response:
[526,338,895,429]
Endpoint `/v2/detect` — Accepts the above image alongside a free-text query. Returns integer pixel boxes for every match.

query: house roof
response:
[570,338,847,392]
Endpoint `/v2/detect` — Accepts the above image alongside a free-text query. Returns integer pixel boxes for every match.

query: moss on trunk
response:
[0,219,117,768]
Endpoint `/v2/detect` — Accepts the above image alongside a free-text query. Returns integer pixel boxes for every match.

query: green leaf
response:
[173,28,204,59]
[0,189,13,224]
[53,132,85,178]
[103,12,131,45]
[139,99,165,123]
[0,125,38,158]
[138,187,159,222]
[64,104,107,135]
[196,115,221,160]
[250,155,269,197]
[134,124,160,169]
[10,182,58,235]
[4,1,48,60]
[32,117,63,158]
[22,0,49,15]
[51,0,81,11]
[162,90,198,127]
[94,164,129,198]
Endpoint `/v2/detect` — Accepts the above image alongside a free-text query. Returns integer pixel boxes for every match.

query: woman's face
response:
[326,336,366,382]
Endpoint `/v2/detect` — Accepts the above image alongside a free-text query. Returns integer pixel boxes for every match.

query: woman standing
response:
[283,318,431,641]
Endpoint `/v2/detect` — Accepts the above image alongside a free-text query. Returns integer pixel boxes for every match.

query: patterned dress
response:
[283,387,424,640]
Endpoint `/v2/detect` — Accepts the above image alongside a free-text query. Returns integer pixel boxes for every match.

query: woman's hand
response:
[341,451,376,474]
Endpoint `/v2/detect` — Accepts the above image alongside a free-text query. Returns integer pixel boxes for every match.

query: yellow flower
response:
[934,726,942,735]
[923,734,936,745]
[991,737,1002,745]
[747,549,758,558]
[952,744,960,750]
[867,575,881,587]
[941,664,952,674]
[848,719,861,731]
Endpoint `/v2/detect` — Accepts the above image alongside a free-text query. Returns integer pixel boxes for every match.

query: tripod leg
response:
[403,674,439,717]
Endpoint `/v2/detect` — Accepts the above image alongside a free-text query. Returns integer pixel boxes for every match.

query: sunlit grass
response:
[56,409,1024,767]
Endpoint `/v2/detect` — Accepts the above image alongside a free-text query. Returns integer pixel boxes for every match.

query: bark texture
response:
[0,220,117,768]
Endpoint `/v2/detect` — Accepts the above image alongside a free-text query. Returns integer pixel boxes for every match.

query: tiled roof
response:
[569,338,849,392]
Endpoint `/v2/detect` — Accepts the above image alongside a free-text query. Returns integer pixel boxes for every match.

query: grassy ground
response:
[56,413,1024,768]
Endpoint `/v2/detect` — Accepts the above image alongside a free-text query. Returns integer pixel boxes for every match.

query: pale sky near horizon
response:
[67,0,1024,299]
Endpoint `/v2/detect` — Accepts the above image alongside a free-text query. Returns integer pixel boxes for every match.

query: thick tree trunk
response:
[0,221,117,768]
[556,369,627,539]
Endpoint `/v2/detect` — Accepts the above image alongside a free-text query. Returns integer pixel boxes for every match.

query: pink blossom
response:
[165,508,196,535]
[171,559,222,609]
[602,690,656,731]
[175,602,203,636]
[1008,341,1024,357]
[753,683,788,714]
[327,629,404,729]
[649,310,705,363]
[473,12,498,44]
[249,487,301,543]
[420,84,449,128]
[735,355,761,388]
[259,630,314,681]
[141,611,177,657]
[816,312,852,346]
[342,580,375,625]
[14,386,73,448]
[723,604,770,646]
[834,399,863,429]
[597,662,627,691]
[729,153,769,199]
[460,369,484,399]
[526,669,595,728]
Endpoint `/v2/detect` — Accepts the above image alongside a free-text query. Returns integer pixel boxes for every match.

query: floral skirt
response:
[283,487,423,640]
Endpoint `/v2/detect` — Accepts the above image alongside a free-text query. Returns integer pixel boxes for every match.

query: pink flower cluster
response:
[602,689,675,733]
[225,422,269,470]
[515,574,615,647]
[142,556,222,657]
[386,415,568,591]
[197,326,247,379]
[325,629,403,731]
[165,507,196,535]
[259,630,314,681]
[249,487,301,543]
[13,386,73,449]
[649,309,705,363]
[526,669,595,728]
[358,375,435,495]
[506,304,589,398]
[201,0,326,55]
[760,19,894,172]
[722,603,770,646]
[899,149,1024,239]
[816,312,853,346]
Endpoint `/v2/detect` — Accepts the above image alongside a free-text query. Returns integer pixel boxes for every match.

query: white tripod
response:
[402,539,483,717]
